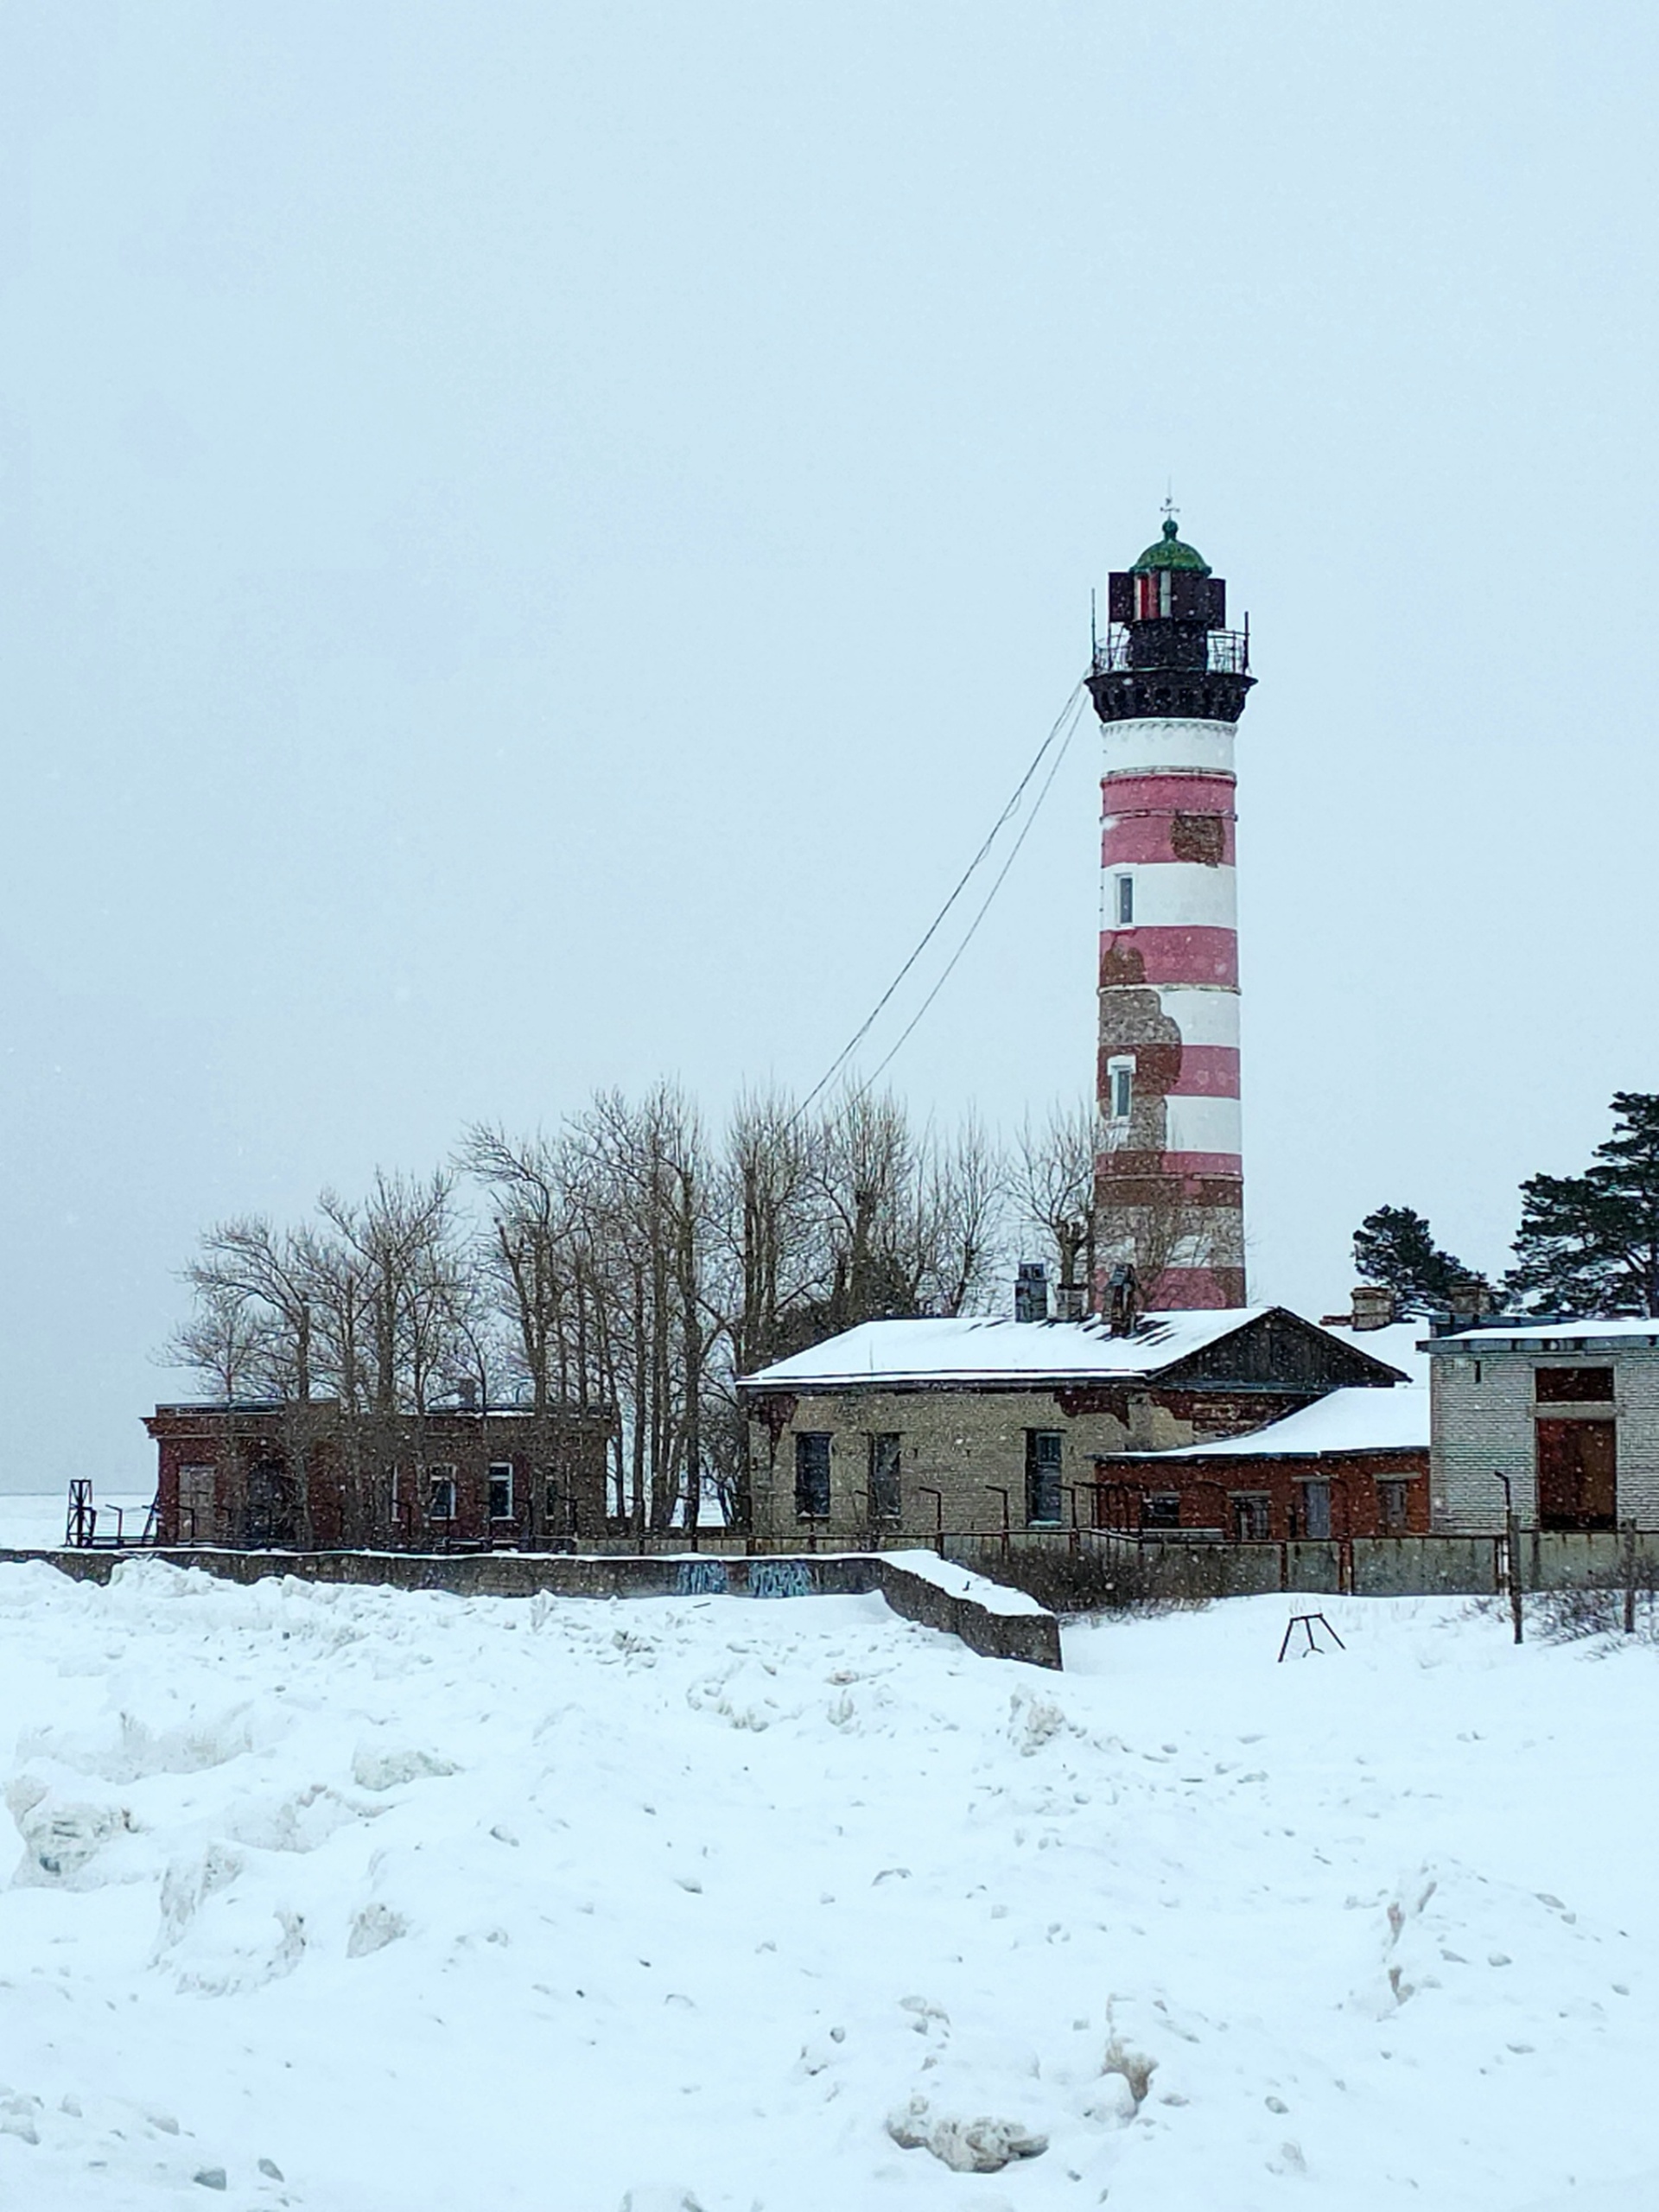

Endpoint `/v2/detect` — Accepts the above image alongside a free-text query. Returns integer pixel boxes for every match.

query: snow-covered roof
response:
[1424,1318,1659,1352]
[1316,1321,1430,1386]
[1108,1384,1428,1462]
[741,1308,1278,1390]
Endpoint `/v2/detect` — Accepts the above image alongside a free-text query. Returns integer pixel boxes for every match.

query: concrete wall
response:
[1432,1345,1659,1529]
[946,1529,1506,1603]
[0,1545,1062,1670]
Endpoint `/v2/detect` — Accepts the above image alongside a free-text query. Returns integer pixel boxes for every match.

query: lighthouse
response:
[1085,515,1255,1310]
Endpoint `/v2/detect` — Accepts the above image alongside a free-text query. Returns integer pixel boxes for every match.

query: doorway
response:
[1535,1420,1616,1531]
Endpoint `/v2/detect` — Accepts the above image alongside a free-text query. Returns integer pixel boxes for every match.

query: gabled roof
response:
[1314,1321,1430,1386]
[738,1306,1407,1393]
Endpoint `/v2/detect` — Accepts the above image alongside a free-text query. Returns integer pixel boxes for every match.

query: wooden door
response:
[1535,1420,1617,1530]
[177,1463,217,1543]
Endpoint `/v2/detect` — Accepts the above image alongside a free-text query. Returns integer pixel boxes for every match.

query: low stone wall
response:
[947,1529,1515,1604]
[0,1544,1063,1670]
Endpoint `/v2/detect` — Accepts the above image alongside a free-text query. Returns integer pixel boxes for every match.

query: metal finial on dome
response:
[1162,517,1179,540]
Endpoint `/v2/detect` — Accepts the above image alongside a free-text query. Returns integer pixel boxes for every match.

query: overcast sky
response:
[3,2,1656,1492]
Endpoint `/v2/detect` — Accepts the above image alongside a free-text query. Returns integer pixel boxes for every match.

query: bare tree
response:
[921,1111,1007,1317]
[162,1282,275,1400]
[1016,1101,1097,1316]
[319,1170,461,1415]
[188,1219,318,1399]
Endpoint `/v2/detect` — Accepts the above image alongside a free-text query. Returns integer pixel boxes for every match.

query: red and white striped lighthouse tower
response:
[1085,514,1255,1309]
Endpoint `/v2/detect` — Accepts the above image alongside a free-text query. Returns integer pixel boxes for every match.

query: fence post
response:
[1507,1511,1524,1645]
[1623,1516,1638,1637]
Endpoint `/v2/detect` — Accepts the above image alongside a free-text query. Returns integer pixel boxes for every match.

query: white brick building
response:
[1426,1319,1659,1531]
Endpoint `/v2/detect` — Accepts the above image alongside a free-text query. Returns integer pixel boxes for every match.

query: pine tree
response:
[1351,1205,1478,1318]
[1507,1092,1659,1316]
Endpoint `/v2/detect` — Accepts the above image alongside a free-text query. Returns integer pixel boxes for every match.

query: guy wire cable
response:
[794,678,1085,1122]
[848,683,1086,1099]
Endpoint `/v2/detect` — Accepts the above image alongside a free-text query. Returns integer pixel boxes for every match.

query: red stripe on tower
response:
[1099,927,1240,989]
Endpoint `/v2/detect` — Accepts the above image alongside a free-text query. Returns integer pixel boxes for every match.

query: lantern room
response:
[1088,515,1255,725]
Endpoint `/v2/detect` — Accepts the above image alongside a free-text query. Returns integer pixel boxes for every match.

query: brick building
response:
[739,1306,1408,1547]
[1426,1318,1659,1531]
[1096,1379,1428,1541]
[143,1399,614,1550]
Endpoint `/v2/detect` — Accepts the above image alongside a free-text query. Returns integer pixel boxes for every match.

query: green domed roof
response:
[1129,517,1211,575]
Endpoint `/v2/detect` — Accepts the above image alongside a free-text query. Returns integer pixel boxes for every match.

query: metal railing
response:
[1090,623,1250,677]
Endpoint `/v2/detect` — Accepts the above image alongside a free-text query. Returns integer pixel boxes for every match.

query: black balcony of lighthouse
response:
[1087,518,1255,726]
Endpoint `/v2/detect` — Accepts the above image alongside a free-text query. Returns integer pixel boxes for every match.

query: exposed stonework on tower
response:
[1086,515,1255,1310]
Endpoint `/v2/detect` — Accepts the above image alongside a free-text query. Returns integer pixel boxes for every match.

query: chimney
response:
[1446,1276,1491,1330]
[454,1376,480,1413]
[1349,1283,1395,1332]
[1014,1262,1050,1324]
[1052,1281,1087,1323]
[1107,1262,1141,1338]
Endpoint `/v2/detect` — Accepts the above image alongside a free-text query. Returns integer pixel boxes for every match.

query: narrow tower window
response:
[1107,1056,1135,1122]
[1115,874,1134,926]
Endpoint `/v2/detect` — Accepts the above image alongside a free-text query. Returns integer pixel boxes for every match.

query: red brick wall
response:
[143,1406,612,1548]
[1091,1447,1431,1541]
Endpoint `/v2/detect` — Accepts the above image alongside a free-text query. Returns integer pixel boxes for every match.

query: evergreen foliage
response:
[1351,1205,1478,1317]
[1506,1092,1659,1317]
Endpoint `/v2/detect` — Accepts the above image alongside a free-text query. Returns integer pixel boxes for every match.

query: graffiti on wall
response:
[675,1560,730,1597]
[747,1559,815,1600]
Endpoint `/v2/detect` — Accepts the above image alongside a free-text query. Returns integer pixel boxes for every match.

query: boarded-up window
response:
[1299,1479,1332,1541]
[1376,1478,1410,1533]
[1026,1431,1063,1525]
[795,1433,831,1519]
[1535,1419,1616,1530]
[178,1464,215,1543]
[1231,1492,1271,1541]
[868,1433,901,1522]
[1535,1367,1614,1402]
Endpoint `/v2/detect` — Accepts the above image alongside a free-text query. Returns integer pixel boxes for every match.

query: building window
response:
[795,1433,831,1519]
[544,1474,561,1520]
[1115,874,1135,926]
[1376,1478,1410,1533]
[1230,1492,1271,1541]
[1026,1430,1063,1525]
[1142,1491,1180,1530]
[1107,1055,1135,1122]
[426,1466,456,1521]
[1535,1367,1614,1403]
[868,1433,902,1522]
[487,1462,514,1520]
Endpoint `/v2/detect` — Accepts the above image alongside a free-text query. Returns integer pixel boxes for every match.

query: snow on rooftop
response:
[741,1307,1275,1389]
[1316,1319,1431,1385]
[1427,1316,1659,1349]
[1111,1383,1428,1461]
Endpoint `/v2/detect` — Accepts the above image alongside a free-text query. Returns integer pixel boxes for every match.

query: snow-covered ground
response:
[1,1558,1656,2211]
